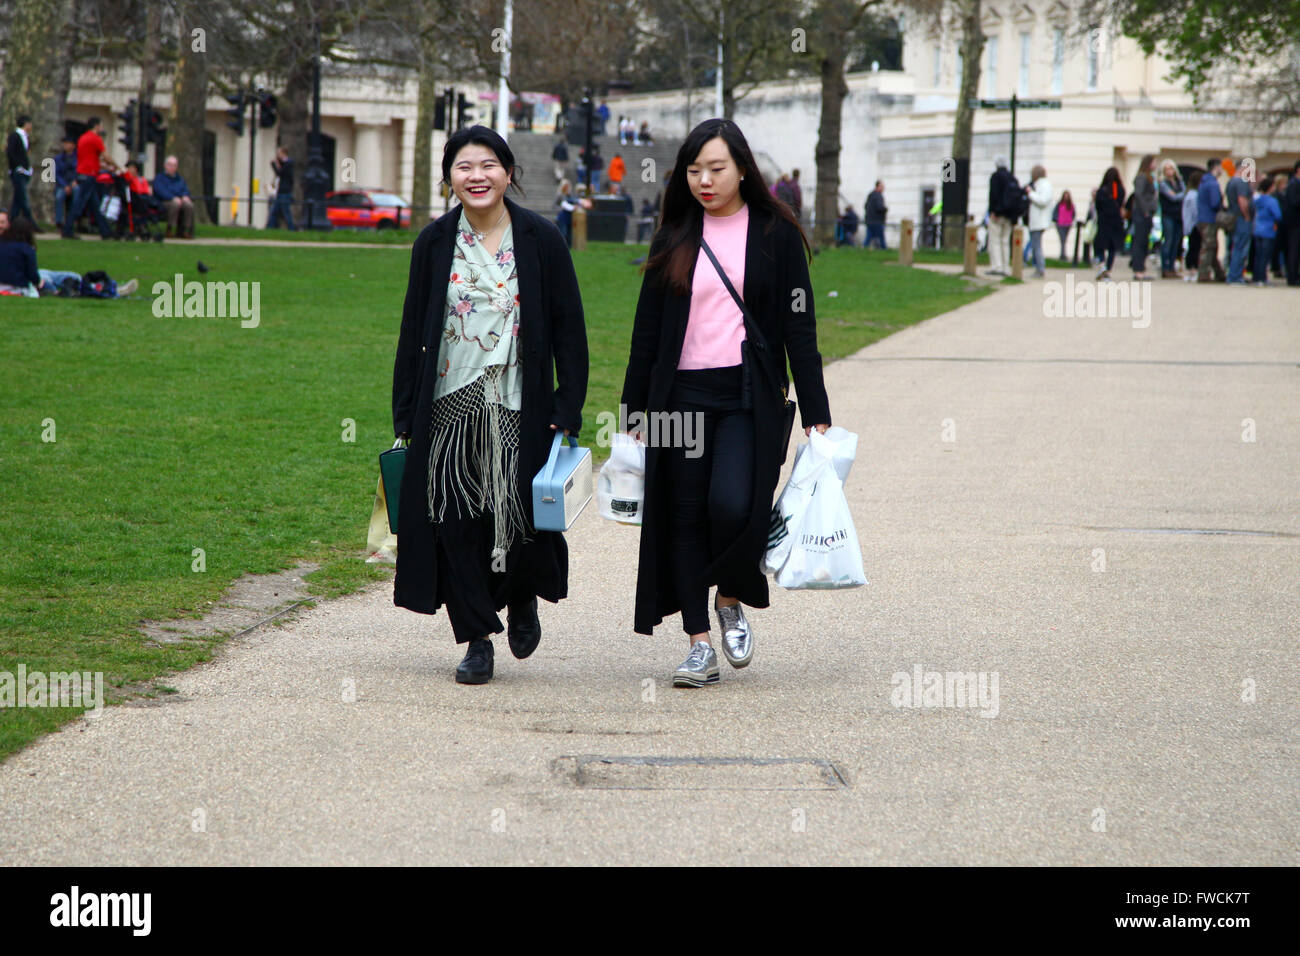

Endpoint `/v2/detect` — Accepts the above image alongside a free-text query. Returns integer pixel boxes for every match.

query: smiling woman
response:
[391,125,589,685]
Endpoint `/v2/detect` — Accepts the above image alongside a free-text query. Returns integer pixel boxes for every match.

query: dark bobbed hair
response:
[1186,169,1204,189]
[5,216,36,247]
[644,117,810,295]
[86,116,101,129]
[440,125,525,198]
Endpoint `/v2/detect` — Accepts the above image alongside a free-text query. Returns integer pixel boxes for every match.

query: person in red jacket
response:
[62,117,117,239]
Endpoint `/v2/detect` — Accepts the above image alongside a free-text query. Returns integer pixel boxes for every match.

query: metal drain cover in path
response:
[555,755,849,791]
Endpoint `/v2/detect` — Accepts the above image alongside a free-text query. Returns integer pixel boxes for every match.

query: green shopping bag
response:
[379,438,407,534]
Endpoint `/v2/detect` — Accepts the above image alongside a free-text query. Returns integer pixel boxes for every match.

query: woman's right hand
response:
[626,428,644,443]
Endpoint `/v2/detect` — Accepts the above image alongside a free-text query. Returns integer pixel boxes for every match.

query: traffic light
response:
[118,99,137,152]
[456,93,473,129]
[225,91,246,135]
[257,89,277,128]
[145,106,166,146]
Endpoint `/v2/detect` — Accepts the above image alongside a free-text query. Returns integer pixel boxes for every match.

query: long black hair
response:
[440,124,525,197]
[645,118,809,294]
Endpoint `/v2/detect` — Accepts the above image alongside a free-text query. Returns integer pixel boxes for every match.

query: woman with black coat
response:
[1094,167,1127,281]
[392,126,589,685]
[620,118,832,687]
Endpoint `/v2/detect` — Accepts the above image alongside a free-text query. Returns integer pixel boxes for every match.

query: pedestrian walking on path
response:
[619,118,832,688]
[1025,165,1052,278]
[1129,154,1157,281]
[1196,158,1227,283]
[1094,167,1126,281]
[1182,170,1203,280]
[392,125,589,685]
[1157,160,1186,278]
[986,156,1015,276]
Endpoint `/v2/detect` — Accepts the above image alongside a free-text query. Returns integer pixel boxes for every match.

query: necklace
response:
[465,204,508,241]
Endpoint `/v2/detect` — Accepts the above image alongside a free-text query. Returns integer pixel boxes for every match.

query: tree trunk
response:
[138,0,161,108]
[166,1,210,222]
[412,30,438,223]
[813,34,849,250]
[280,59,314,207]
[0,0,76,225]
[946,0,983,250]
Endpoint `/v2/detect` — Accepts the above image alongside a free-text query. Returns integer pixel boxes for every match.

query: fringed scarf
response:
[426,210,529,558]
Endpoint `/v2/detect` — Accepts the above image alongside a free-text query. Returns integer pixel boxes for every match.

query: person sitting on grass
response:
[0,217,138,297]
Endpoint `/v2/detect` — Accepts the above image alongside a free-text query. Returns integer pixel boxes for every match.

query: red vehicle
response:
[324,189,411,229]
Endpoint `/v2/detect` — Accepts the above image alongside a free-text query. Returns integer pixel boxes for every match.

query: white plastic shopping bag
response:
[764,427,866,589]
[597,432,646,524]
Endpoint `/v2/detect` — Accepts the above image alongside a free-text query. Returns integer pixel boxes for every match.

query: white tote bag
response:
[597,432,646,524]
[764,427,866,589]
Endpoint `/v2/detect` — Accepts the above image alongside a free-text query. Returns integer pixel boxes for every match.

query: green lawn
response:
[0,239,989,760]
[193,222,417,244]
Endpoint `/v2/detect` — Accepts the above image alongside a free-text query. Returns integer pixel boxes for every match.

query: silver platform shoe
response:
[715,600,754,668]
[672,641,720,687]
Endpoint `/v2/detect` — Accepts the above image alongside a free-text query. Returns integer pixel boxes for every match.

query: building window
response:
[934,46,942,87]
[1087,27,1100,91]
[1019,31,1031,95]
[985,35,998,97]
[1052,27,1064,94]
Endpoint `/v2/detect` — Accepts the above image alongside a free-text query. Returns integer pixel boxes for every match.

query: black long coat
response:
[392,195,589,615]
[620,204,832,635]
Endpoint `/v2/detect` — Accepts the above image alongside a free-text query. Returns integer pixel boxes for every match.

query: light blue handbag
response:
[532,431,593,531]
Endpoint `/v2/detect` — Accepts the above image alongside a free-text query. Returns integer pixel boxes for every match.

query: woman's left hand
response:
[804,423,829,436]
[549,424,570,436]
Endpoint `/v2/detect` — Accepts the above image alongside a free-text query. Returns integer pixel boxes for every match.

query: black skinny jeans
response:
[662,364,754,636]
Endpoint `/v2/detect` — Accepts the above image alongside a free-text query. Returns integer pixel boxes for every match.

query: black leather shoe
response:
[455,638,494,684]
[507,597,541,659]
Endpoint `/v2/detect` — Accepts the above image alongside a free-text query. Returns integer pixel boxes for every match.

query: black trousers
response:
[1185,221,1202,270]
[1095,221,1122,270]
[662,365,754,636]
[435,511,520,644]
[1287,222,1300,286]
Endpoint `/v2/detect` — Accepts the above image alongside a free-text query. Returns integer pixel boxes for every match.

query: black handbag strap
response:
[699,237,751,322]
[700,237,790,400]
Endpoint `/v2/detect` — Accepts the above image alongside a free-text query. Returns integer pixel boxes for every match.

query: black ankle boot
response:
[507,597,541,659]
[455,638,494,684]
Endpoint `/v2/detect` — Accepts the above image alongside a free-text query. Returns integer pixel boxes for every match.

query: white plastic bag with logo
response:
[763,426,865,589]
[597,432,646,524]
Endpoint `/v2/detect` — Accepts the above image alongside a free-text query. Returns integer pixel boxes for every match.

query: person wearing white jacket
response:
[1025,166,1053,278]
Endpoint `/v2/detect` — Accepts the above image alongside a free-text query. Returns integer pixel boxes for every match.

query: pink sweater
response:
[679,203,748,369]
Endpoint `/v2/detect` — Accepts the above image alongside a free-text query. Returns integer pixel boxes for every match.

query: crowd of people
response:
[984,154,1300,286]
[5,113,306,243]
[551,135,660,246]
[827,156,1299,288]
